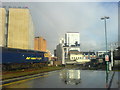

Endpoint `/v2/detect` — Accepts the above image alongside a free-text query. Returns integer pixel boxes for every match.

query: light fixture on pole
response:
[101,16,110,88]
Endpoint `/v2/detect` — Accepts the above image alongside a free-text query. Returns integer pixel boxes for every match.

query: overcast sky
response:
[2,1,118,54]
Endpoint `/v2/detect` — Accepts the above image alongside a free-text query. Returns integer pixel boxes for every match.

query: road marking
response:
[0,75,48,87]
[2,73,48,83]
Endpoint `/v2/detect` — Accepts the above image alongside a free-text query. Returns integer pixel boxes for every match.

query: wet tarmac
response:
[2,69,119,88]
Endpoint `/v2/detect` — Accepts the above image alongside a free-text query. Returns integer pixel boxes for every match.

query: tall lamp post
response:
[101,16,110,87]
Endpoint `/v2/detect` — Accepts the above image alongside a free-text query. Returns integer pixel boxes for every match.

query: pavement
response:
[1,69,119,88]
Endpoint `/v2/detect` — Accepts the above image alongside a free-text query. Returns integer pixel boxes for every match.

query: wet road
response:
[2,69,119,88]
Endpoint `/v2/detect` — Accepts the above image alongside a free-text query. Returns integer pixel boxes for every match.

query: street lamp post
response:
[101,16,110,87]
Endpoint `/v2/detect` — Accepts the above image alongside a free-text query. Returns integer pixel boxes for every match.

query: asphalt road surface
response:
[2,69,119,88]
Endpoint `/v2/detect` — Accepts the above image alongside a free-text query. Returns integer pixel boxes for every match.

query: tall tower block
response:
[7,8,34,50]
[0,8,6,47]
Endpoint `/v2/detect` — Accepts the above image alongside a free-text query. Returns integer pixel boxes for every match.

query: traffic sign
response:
[105,55,109,61]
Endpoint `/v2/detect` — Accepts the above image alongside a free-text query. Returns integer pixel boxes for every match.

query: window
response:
[72,57,74,60]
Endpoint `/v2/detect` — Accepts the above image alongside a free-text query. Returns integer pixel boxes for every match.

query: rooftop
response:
[66,32,79,33]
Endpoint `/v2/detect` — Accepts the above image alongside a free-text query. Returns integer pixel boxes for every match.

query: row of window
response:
[71,56,96,60]
[71,57,83,60]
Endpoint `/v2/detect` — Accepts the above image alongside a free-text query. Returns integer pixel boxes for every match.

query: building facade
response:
[55,32,81,65]
[0,8,6,47]
[67,50,91,64]
[65,32,80,47]
[68,50,83,61]
[34,37,47,52]
[56,44,63,60]
[7,8,34,50]
[96,51,109,58]
[34,37,39,50]
[82,52,96,59]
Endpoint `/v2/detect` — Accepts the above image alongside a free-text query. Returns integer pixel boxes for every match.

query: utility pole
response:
[101,16,110,88]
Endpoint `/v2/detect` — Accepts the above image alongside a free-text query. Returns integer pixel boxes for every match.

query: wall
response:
[7,8,34,50]
[65,32,80,46]
[0,8,6,47]
[70,54,83,60]
[34,37,39,50]
[34,37,47,52]
[56,44,63,60]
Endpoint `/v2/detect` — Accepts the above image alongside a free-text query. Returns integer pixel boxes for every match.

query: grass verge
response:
[2,66,64,80]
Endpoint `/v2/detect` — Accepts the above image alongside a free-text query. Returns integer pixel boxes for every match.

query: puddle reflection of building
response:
[60,70,81,85]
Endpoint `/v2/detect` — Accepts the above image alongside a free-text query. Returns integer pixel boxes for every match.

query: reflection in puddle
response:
[60,70,81,85]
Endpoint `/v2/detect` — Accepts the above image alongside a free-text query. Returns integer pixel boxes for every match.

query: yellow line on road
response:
[0,75,48,87]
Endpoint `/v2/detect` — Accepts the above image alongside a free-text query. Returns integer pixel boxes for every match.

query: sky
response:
[2,1,119,54]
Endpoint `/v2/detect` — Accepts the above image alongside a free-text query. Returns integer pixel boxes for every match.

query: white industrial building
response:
[55,32,96,65]
[65,32,80,47]
[55,32,82,65]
